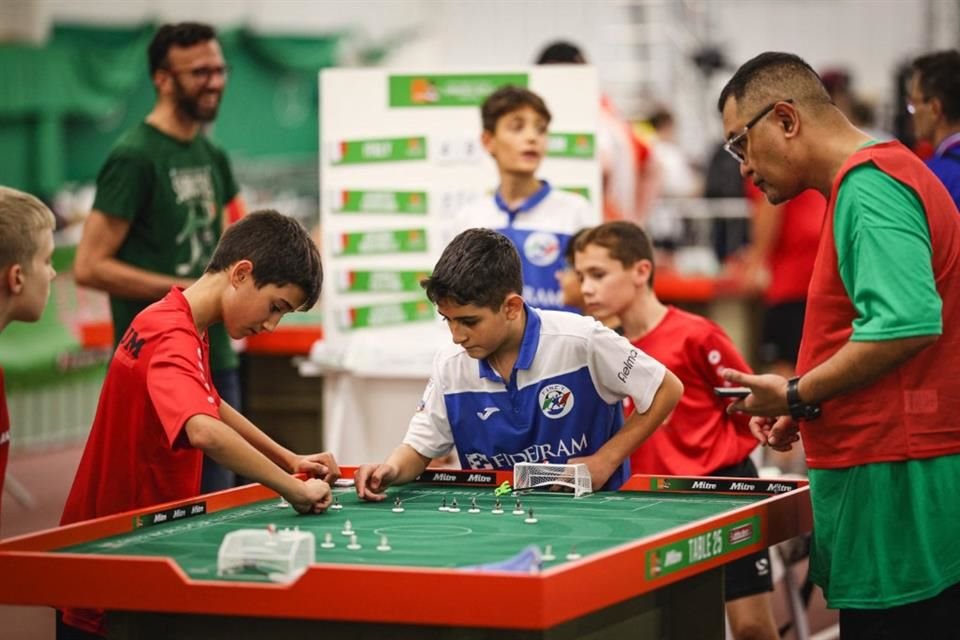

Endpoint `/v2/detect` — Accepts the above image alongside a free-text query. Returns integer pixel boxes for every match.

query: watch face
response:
[793,403,822,421]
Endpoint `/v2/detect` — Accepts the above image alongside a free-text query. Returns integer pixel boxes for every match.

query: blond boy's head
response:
[0,186,57,326]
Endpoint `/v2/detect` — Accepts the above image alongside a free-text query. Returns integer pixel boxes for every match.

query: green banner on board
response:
[331,190,428,214]
[389,73,528,107]
[339,298,435,330]
[338,270,431,293]
[333,229,428,256]
[547,132,595,158]
[331,136,427,165]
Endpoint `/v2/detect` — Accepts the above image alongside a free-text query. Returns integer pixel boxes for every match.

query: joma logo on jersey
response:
[120,328,146,359]
[538,383,574,419]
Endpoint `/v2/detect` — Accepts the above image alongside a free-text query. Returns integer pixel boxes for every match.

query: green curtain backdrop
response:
[0,24,344,197]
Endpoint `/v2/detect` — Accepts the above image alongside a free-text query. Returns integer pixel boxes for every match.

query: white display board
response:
[313,66,600,463]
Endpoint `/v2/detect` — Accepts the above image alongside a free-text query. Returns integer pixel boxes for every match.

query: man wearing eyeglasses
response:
[716,52,960,639]
[74,23,244,496]
[909,50,960,210]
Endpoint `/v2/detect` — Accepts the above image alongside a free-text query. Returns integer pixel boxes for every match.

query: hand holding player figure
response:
[355,462,402,501]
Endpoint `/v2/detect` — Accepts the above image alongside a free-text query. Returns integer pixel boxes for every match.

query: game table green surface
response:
[65,484,767,577]
[0,469,812,639]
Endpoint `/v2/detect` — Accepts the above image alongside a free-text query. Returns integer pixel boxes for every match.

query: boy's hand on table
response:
[355,463,399,501]
[289,478,332,514]
[568,454,616,492]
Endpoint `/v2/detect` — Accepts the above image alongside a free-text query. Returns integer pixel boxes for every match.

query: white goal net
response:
[217,527,314,581]
[513,462,593,497]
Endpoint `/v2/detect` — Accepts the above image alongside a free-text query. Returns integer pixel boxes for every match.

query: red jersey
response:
[746,183,826,304]
[61,288,221,635]
[625,307,757,475]
[0,368,9,527]
[799,141,960,468]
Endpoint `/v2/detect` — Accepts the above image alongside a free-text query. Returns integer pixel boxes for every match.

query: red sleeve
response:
[225,196,246,226]
[694,322,754,431]
[147,328,221,448]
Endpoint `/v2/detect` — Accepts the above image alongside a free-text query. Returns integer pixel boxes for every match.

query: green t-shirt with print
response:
[807,150,960,609]
[93,122,240,371]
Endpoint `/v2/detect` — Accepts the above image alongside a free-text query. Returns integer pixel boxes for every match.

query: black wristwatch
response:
[786,376,821,421]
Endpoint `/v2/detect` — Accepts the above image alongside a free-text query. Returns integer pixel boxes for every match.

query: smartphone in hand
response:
[713,386,751,399]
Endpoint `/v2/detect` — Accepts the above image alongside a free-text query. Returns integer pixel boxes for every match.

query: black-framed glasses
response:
[723,98,793,164]
[164,64,231,83]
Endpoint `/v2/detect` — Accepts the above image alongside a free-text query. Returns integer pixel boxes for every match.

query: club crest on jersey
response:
[523,231,561,267]
[539,383,574,419]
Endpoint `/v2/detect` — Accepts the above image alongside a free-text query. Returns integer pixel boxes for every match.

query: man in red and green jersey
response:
[717,52,960,639]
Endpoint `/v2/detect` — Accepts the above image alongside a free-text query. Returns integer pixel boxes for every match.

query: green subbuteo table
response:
[0,468,811,639]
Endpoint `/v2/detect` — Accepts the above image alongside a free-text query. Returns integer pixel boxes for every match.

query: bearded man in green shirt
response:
[75,23,245,493]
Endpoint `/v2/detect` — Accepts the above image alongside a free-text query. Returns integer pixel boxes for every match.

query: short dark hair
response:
[647,108,674,131]
[481,86,552,133]
[205,210,322,310]
[717,51,830,114]
[575,221,656,286]
[535,41,586,64]
[148,22,217,75]
[912,50,960,122]
[563,227,591,267]
[421,228,522,310]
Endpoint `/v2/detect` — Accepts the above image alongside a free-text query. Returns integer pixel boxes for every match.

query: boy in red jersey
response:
[59,210,338,639]
[574,220,778,640]
[0,186,57,532]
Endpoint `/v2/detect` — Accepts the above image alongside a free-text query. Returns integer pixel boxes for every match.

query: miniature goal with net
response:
[217,527,315,582]
[513,462,593,497]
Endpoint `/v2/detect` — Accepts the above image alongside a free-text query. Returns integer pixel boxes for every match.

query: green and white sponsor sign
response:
[547,132,595,159]
[339,298,436,330]
[331,136,427,165]
[331,190,428,215]
[337,270,431,293]
[389,73,529,107]
[645,515,761,581]
[333,229,428,256]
